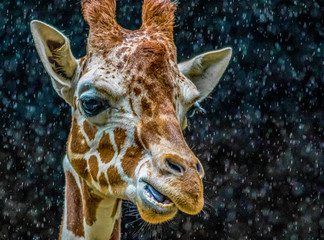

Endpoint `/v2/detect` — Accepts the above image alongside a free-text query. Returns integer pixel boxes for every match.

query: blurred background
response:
[1,0,323,239]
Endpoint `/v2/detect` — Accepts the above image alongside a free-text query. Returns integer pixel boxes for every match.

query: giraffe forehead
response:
[75,34,199,124]
[83,33,176,78]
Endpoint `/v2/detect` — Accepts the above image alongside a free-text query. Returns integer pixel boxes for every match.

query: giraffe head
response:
[31,0,232,224]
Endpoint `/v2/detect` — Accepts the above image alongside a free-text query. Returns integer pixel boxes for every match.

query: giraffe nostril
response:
[165,158,183,174]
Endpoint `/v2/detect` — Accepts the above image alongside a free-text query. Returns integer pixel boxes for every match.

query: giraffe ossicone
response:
[31,0,232,239]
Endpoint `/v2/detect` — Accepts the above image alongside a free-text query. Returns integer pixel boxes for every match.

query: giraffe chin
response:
[136,181,178,224]
[137,203,178,224]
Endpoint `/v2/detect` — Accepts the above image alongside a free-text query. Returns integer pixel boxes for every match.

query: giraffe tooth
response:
[164,199,171,204]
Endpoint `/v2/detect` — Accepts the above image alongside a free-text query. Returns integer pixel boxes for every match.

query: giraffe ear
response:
[31,20,77,105]
[178,47,232,102]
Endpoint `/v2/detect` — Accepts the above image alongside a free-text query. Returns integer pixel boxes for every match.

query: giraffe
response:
[30,0,232,239]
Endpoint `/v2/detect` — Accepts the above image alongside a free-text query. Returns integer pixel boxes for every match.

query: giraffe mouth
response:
[143,184,173,207]
[136,180,178,224]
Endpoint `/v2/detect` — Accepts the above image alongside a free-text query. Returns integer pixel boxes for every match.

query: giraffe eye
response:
[80,97,108,117]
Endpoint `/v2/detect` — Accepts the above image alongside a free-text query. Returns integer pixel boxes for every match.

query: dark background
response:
[1,0,323,239]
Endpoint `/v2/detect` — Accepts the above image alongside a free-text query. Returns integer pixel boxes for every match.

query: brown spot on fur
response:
[117,62,124,69]
[107,166,127,193]
[89,155,99,181]
[116,47,128,58]
[133,87,141,96]
[65,171,85,237]
[81,180,103,226]
[114,128,127,154]
[136,76,143,84]
[121,145,144,178]
[83,120,97,141]
[141,97,152,117]
[97,132,115,164]
[69,118,90,154]
[106,58,113,65]
[98,172,108,189]
[109,217,121,240]
[137,63,143,72]
[71,158,90,181]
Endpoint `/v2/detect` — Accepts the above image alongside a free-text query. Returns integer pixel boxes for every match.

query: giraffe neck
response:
[60,156,122,240]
